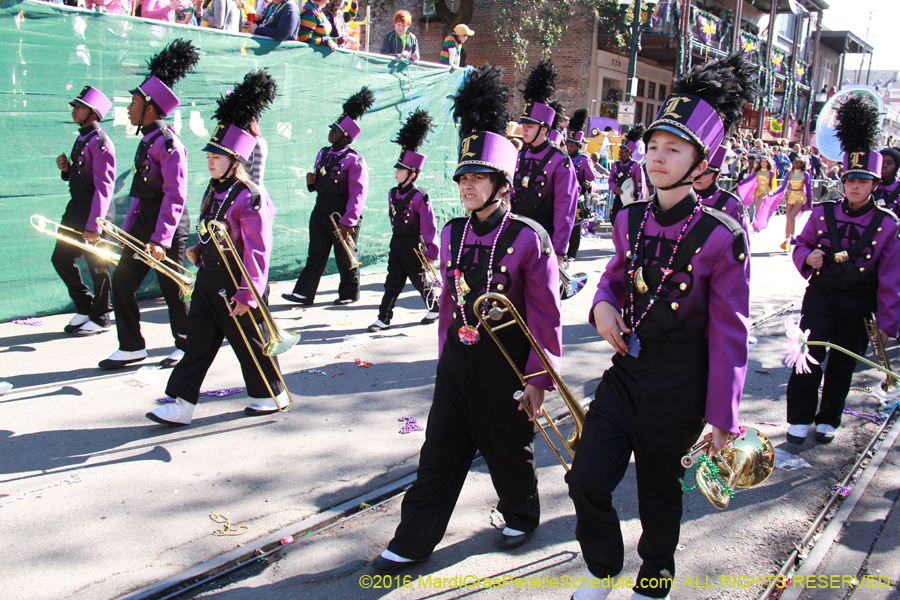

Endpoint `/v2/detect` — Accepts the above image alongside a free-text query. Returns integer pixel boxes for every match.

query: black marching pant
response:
[111,226,189,352]
[50,222,112,325]
[378,238,437,323]
[566,338,708,599]
[567,222,582,259]
[291,209,360,301]
[786,282,876,428]
[386,332,539,560]
[166,269,283,404]
[609,194,624,228]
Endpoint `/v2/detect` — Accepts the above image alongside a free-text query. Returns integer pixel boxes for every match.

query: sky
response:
[819,0,897,71]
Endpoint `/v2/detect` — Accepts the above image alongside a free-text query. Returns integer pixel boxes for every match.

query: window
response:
[646,103,656,125]
[648,81,656,100]
[637,79,645,97]
[636,101,644,125]
[659,84,667,101]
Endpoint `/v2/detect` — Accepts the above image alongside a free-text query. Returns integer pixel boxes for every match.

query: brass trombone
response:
[30,215,120,265]
[865,313,900,398]
[207,220,298,412]
[681,426,775,509]
[96,217,195,300]
[328,212,360,269]
[474,292,586,471]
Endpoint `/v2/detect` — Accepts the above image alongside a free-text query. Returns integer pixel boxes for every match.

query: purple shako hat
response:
[70,86,112,120]
[518,60,559,130]
[131,75,180,117]
[548,129,564,146]
[706,145,729,172]
[566,108,589,145]
[129,40,200,118]
[203,70,278,162]
[329,87,375,143]
[452,65,517,186]
[645,94,725,156]
[835,94,883,180]
[519,102,556,129]
[393,109,432,172]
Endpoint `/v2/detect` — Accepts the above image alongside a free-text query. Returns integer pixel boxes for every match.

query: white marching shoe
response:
[98,349,148,370]
[421,310,439,325]
[74,320,110,337]
[786,423,810,445]
[160,348,185,368]
[0,381,13,396]
[147,398,194,425]
[64,314,90,333]
[245,390,291,415]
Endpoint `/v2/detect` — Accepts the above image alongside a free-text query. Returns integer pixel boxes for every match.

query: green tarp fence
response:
[0,0,466,322]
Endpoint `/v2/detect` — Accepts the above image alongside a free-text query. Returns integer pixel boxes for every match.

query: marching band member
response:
[54,86,116,336]
[368,109,440,332]
[753,158,813,249]
[567,51,756,600]
[149,71,285,425]
[282,87,373,306]
[785,96,900,445]
[608,126,645,227]
[373,65,561,572]
[100,40,199,370]
[693,145,750,239]
[875,147,900,215]
[547,100,566,149]
[565,108,595,260]
[512,60,578,265]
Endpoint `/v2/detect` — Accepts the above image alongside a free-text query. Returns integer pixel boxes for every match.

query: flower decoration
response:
[783,317,819,374]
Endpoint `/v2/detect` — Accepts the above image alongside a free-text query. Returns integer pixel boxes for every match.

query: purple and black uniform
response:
[786,197,900,428]
[165,178,284,405]
[290,145,368,302]
[113,120,191,352]
[608,158,643,226]
[375,184,439,323]
[511,140,579,257]
[385,207,562,561]
[696,183,750,242]
[875,177,900,216]
[53,122,116,326]
[566,152,596,259]
[567,192,750,594]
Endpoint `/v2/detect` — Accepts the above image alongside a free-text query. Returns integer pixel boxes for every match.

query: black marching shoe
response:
[334,297,358,306]
[496,529,533,550]
[281,292,313,305]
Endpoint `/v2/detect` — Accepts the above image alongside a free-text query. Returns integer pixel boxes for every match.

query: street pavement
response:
[1,213,897,600]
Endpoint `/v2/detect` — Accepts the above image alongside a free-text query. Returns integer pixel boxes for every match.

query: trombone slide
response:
[329,212,360,269]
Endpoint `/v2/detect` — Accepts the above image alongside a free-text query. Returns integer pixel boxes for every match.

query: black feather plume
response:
[835,94,881,153]
[549,100,566,131]
[672,50,760,137]
[213,70,277,131]
[624,124,645,144]
[342,86,375,121]
[569,108,589,136]
[453,65,510,138]
[394,109,433,151]
[146,39,200,89]
[521,60,558,105]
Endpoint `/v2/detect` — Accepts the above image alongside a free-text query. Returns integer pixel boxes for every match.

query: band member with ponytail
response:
[368,109,440,332]
[512,60,578,265]
[565,108,595,260]
[785,96,900,446]
[54,86,116,336]
[373,66,561,572]
[149,71,286,426]
[100,40,199,370]
[567,51,756,600]
[608,126,645,227]
[282,87,373,306]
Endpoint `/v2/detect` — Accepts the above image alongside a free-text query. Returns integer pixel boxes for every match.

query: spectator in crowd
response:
[598,126,614,170]
[440,24,472,68]
[197,0,239,31]
[590,151,609,176]
[134,0,185,21]
[298,0,338,49]
[85,0,127,15]
[247,0,299,40]
[380,10,419,61]
[788,143,801,163]
[828,165,841,180]
[773,145,791,179]
[808,147,823,180]
[325,0,359,50]
[509,137,523,151]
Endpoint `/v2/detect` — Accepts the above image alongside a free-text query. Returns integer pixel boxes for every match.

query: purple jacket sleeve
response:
[522,232,562,391]
[705,230,750,435]
[791,209,819,278]
[86,136,116,234]
[122,198,140,234]
[338,154,368,228]
[150,136,188,248]
[876,220,900,337]
[551,155,578,256]
[589,215,628,325]
[231,189,275,309]
[417,193,439,261]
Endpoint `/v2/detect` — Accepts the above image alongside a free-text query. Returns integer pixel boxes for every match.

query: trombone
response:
[207,220,298,412]
[474,292,586,471]
[30,215,120,265]
[865,313,900,398]
[96,217,195,300]
[559,262,587,300]
[329,212,360,269]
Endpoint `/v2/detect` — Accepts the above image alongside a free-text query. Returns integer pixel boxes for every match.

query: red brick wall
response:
[367,0,597,118]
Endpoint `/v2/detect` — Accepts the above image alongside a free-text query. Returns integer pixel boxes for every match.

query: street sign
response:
[617,101,636,126]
